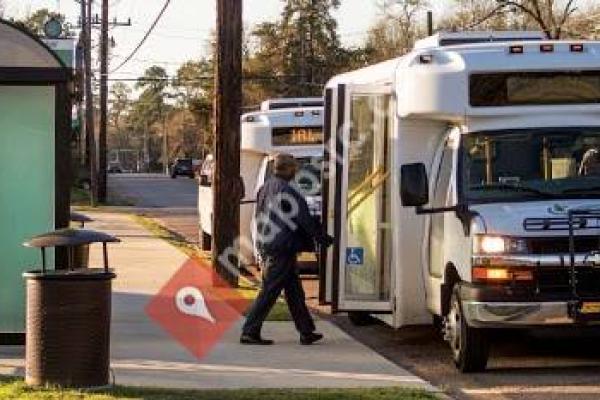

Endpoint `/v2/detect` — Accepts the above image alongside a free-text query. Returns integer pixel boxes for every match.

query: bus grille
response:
[528,236,600,254]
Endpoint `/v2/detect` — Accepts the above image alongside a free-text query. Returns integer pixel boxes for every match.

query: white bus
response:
[198,98,324,267]
[322,31,600,372]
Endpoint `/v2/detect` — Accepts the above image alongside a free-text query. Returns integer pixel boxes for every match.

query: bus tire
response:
[433,314,444,336]
[201,229,211,251]
[348,311,375,326]
[447,287,489,373]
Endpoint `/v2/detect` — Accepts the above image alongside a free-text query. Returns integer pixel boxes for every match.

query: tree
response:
[130,66,169,128]
[365,0,429,62]
[444,0,580,38]
[245,0,349,97]
[173,60,214,157]
[244,22,286,102]
[563,3,600,39]
[439,0,510,31]
[496,0,578,38]
[126,66,170,171]
[108,82,131,131]
[280,0,341,93]
[16,8,73,37]
[175,60,213,117]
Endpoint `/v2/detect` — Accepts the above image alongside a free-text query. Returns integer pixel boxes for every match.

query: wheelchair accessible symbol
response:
[346,247,364,266]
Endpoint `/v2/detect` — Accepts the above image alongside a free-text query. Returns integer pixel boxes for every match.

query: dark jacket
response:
[255,176,326,256]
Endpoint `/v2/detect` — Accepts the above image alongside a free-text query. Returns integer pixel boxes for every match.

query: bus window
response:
[264,157,323,196]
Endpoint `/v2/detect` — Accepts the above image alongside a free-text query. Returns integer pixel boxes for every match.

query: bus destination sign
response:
[272,127,323,146]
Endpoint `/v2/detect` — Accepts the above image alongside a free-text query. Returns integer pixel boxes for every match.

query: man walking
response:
[241,154,333,345]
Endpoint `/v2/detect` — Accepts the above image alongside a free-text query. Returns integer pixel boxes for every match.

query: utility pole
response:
[144,121,150,172]
[98,0,109,203]
[83,0,97,207]
[308,0,316,90]
[213,0,242,286]
[427,10,434,36]
[162,115,168,175]
[76,0,85,166]
[96,4,130,202]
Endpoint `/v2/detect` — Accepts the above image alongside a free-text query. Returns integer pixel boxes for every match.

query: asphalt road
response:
[109,173,600,400]
[109,173,198,209]
[108,173,200,244]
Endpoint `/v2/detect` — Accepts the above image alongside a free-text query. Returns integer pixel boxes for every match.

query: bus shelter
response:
[0,19,71,343]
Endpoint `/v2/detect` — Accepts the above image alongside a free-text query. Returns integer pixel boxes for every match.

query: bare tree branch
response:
[501,1,553,37]
[463,3,509,30]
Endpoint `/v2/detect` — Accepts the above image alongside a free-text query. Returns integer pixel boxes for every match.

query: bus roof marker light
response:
[570,44,584,53]
[245,116,256,123]
[294,111,305,117]
[509,45,524,54]
[419,54,434,64]
[540,44,554,53]
[311,110,321,116]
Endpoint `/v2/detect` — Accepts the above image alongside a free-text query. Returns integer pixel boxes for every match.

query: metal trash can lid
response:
[23,229,120,249]
[23,268,116,281]
[70,212,93,224]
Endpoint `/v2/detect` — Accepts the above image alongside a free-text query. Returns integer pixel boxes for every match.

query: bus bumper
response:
[462,301,574,327]
[459,284,600,328]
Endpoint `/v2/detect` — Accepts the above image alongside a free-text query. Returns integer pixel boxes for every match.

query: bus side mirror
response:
[400,163,429,207]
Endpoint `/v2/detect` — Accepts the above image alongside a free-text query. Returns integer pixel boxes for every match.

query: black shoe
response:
[240,334,274,345]
[300,332,323,345]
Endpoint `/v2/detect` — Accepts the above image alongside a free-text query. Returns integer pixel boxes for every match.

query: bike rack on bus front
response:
[524,209,600,323]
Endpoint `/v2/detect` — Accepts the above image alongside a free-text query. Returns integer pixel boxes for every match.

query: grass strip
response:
[131,214,292,321]
[71,188,136,208]
[0,378,438,400]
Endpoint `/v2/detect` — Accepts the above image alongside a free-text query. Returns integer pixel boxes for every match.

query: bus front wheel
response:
[445,287,489,373]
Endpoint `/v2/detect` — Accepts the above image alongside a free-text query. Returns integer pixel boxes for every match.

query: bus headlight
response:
[473,235,528,254]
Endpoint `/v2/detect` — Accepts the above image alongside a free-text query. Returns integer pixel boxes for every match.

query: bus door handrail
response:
[347,169,390,218]
[347,167,383,203]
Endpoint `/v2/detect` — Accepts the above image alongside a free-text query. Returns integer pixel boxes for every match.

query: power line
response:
[107,75,305,81]
[111,56,190,66]
[105,75,325,86]
[111,0,172,73]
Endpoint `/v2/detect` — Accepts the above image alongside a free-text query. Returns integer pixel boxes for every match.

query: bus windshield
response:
[266,156,323,196]
[462,127,600,203]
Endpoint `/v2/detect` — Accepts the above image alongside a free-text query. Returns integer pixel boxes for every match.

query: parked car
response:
[171,158,194,179]
[108,162,123,174]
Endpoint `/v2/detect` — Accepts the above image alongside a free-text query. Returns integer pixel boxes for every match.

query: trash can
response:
[70,212,94,269]
[23,229,119,388]
[70,212,93,229]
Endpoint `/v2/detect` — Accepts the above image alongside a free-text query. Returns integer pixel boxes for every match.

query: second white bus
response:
[198,98,325,267]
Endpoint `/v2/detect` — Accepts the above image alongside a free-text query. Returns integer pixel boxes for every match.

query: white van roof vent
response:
[260,97,324,111]
[414,31,545,50]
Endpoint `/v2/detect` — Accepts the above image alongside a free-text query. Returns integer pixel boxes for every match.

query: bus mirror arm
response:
[415,204,479,236]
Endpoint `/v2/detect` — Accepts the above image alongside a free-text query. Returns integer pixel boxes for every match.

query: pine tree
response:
[279,0,340,95]
[248,0,345,97]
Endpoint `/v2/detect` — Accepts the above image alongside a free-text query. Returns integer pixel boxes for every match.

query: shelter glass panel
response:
[0,86,55,332]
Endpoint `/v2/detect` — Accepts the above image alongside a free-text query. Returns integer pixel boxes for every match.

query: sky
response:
[1,0,435,79]
[5,0,598,80]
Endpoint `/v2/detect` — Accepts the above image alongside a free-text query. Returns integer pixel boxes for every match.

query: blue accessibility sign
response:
[346,247,364,266]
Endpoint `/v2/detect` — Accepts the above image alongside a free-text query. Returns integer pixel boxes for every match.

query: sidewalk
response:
[1,210,436,392]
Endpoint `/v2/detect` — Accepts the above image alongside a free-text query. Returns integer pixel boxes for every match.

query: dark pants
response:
[242,253,315,336]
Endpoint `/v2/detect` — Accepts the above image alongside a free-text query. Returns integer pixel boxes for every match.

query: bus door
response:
[330,84,395,313]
